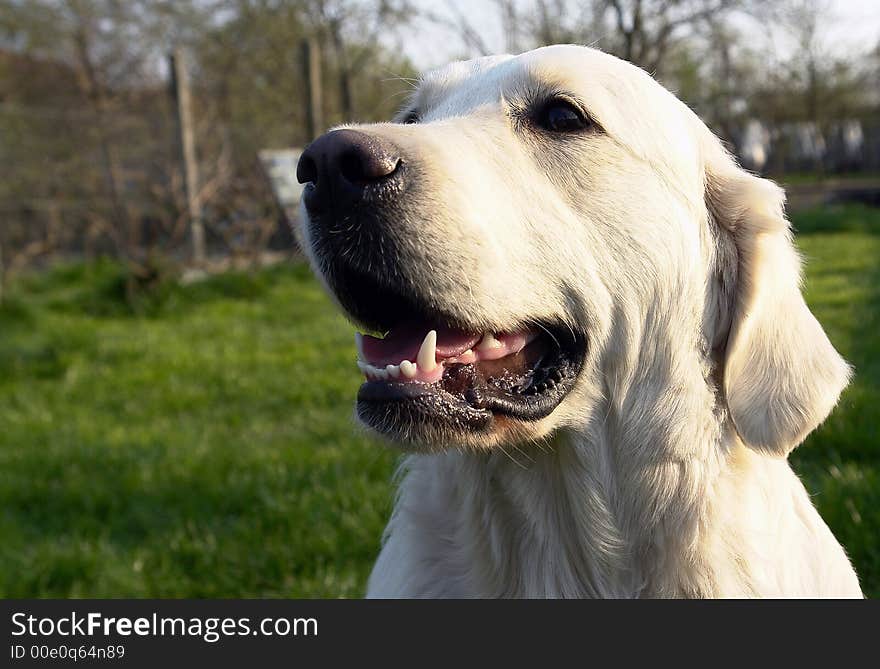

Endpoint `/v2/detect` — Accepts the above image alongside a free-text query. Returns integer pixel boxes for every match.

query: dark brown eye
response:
[402,110,419,124]
[538,100,590,133]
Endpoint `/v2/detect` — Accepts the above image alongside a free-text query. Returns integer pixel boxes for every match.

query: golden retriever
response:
[295,45,862,597]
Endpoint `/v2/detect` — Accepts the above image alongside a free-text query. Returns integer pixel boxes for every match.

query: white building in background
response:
[792,123,827,164]
[739,120,771,172]
[841,121,864,161]
[734,118,869,174]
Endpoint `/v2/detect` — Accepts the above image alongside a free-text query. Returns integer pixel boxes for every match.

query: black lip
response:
[356,326,586,438]
[358,380,494,433]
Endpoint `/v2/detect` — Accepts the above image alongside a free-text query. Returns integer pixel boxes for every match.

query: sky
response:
[401,0,880,70]
[819,0,880,52]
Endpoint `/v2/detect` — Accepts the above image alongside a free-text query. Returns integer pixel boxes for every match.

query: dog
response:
[295,45,862,598]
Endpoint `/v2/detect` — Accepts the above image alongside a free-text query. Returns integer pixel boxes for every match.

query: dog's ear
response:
[705,152,850,457]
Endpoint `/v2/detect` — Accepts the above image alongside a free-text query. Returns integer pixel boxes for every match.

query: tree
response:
[425,0,766,79]
[304,0,414,120]
[0,0,418,274]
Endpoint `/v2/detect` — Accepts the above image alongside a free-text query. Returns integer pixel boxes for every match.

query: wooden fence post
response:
[170,48,205,266]
[301,38,323,142]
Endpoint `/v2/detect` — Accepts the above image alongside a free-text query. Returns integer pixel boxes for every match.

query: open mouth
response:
[354,318,585,436]
[316,253,586,439]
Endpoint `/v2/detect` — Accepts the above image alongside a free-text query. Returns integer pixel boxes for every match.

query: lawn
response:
[0,203,877,598]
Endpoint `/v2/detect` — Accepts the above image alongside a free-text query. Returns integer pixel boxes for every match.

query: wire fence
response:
[2,97,879,282]
[0,92,297,280]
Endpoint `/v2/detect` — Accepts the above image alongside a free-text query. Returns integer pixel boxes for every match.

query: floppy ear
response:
[706,160,851,457]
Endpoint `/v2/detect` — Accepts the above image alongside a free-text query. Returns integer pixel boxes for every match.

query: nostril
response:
[339,148,400,185]
[339,150,366,185]
[296,153,318,185]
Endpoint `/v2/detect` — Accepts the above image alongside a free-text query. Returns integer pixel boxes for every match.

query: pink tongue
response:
[361,324,481,367]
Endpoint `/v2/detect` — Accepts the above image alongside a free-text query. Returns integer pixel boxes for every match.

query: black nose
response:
[296,129,401,214]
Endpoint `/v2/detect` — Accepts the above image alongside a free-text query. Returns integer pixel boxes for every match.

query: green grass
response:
[778,171,880,186]
[0,261,393,597]
[0,203,878,598]
[792,204,880,595]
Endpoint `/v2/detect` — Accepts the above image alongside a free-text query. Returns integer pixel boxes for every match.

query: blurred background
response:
[0,0,877,598]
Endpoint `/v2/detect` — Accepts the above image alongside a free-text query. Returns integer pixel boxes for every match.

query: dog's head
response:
[296,45,849,455]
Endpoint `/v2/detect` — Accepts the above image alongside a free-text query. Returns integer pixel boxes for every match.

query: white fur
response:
[303,45,862,598]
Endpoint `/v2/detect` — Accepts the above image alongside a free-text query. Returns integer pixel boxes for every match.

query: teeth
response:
[417,330,437,372]
[476,332,502,351]
[400,360,417,378]
[450,349,476,364]
[354,330,440,382]
[357,360,393,381]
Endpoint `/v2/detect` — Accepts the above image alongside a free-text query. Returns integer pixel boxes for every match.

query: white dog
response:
[295,45,862,597]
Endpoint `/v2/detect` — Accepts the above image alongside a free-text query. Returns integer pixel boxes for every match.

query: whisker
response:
[498,444,528,470]
[534,320,561,350]
[511,443,535,464]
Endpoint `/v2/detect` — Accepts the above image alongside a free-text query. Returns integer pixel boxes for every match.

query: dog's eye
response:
[538,100,590,133]
[402,110,420,124]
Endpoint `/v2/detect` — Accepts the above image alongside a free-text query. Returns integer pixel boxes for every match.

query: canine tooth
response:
[357,361,370,375]
[355,333,366,360]
[400,360,417,378]
[476,332,502,351]
[417,330,437,372]
[386,364,401,379]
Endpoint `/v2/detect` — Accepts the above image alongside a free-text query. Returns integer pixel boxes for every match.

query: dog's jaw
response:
[352,323,587,449]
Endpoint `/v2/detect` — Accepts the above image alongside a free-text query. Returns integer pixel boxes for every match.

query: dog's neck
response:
[435,388,733,598]
[418,312,739,597]
[391,276,748,597]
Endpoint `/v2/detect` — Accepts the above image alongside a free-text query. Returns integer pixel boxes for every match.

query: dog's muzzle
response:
[297,129,586,444]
